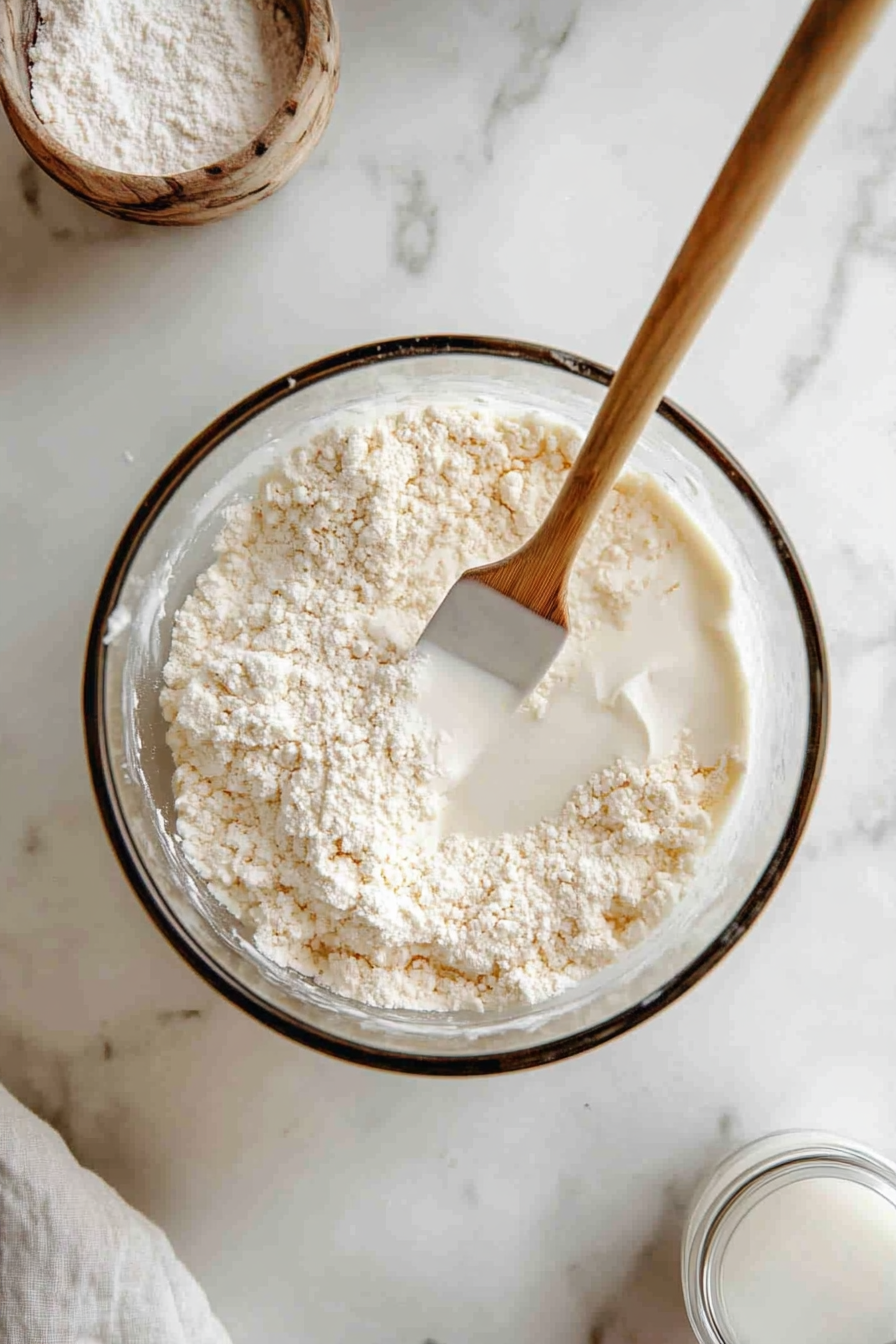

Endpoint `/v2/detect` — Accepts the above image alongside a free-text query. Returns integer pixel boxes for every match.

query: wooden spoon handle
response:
[478,0,889,625]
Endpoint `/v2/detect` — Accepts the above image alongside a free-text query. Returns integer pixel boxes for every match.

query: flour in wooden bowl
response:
[29,0,301,174]
[160,407,747,1011]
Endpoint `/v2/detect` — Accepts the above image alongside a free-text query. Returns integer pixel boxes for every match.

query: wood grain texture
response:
[470,0,890,628]
[0,0,338,226]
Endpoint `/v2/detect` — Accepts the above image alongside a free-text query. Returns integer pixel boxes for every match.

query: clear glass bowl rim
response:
[82,334,829,1075]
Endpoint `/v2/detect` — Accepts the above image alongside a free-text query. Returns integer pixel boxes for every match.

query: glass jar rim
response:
[682,1131,896,1344]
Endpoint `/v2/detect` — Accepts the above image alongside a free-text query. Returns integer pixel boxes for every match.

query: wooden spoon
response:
[420,0,890,699]
[0,0,339,227]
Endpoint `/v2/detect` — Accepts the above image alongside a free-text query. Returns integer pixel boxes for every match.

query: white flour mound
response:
[161,408,737,1011]
[29,0,299,175]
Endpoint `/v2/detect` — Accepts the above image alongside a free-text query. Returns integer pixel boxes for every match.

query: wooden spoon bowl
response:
[0,0,339,226]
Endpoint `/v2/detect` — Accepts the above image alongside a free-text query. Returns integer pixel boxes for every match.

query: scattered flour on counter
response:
[29,0,300,175]
[161,407,740,1011]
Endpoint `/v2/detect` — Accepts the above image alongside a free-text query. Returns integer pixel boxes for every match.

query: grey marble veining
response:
[782,84,896,405]
[4,0,896,1339]
[482,6,580,161]
[393,168,439,274]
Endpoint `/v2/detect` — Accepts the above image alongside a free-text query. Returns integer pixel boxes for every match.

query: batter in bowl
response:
[160,406,747,1011]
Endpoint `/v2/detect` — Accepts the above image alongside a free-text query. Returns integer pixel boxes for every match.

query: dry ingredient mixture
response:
[161,408,745,1011]
[29,0,300,175]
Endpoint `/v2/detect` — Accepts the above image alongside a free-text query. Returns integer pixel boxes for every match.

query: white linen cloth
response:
[0,1083,230,1344]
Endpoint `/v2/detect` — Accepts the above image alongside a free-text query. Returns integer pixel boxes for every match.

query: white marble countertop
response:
[3,0,896,1339]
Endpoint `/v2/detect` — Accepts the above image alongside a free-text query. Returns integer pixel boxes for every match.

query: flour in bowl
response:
[161,407,747,1011]
[29,0,300,175]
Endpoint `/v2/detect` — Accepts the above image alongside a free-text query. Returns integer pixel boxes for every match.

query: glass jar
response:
[682,1131,896,1344]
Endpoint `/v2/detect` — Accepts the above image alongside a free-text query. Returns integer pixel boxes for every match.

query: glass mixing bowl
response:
[84,336,828,1075]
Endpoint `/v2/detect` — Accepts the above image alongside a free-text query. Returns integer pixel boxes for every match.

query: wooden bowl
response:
[0,0,339,226]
